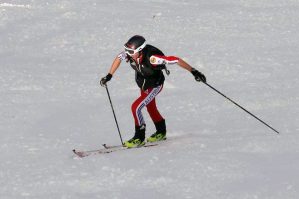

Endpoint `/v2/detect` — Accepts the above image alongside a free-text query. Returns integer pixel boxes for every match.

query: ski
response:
[73,143,158,158]
[102,143,123,149]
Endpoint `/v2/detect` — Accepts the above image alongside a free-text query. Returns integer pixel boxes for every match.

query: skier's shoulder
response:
[144,44,164,56]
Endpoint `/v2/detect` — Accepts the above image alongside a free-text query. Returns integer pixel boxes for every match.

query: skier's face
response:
[130,52,140,61]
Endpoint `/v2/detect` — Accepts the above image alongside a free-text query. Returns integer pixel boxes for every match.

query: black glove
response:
[191,68,206,83]
[100,73,112,87]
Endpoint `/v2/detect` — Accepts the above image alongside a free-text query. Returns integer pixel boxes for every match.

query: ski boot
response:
[147,119,167,143]
[124,124,146,148]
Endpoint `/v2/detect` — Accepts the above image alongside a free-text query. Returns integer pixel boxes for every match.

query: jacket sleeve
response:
[149,55,179,65]
[117,51,127,61]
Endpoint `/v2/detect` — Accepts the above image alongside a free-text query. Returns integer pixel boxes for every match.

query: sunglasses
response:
[124,42,146,56]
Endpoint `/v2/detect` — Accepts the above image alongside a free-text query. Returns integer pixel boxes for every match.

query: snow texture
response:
[1,0,299,198]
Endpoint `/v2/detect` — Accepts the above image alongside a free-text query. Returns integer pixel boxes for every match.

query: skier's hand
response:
[191,68,206,83]
[100,73,112,87]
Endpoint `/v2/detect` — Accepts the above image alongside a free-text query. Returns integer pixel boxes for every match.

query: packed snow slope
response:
[1,0,299,198]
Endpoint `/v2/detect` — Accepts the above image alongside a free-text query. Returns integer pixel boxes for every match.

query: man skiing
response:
[100,35,206,148]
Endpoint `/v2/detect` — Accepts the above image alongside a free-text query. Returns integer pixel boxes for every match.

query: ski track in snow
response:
[0,3,31,8]
[1,0,299,198]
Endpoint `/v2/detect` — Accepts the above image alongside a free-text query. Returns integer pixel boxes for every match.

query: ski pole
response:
[105,85,124,145]
[202,82,280,134]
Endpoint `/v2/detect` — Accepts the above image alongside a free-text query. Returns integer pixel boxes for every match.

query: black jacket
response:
[129,45,165,90]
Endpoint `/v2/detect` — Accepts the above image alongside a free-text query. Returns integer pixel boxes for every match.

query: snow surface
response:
[1,0,299,198]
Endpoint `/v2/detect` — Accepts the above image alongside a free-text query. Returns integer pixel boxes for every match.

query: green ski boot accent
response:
[148,119,167,143]
[124,138,145,148]
[147,132,166,143]
[124,124,146,148]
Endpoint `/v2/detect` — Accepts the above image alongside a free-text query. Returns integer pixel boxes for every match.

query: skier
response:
[100,35,206,148]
